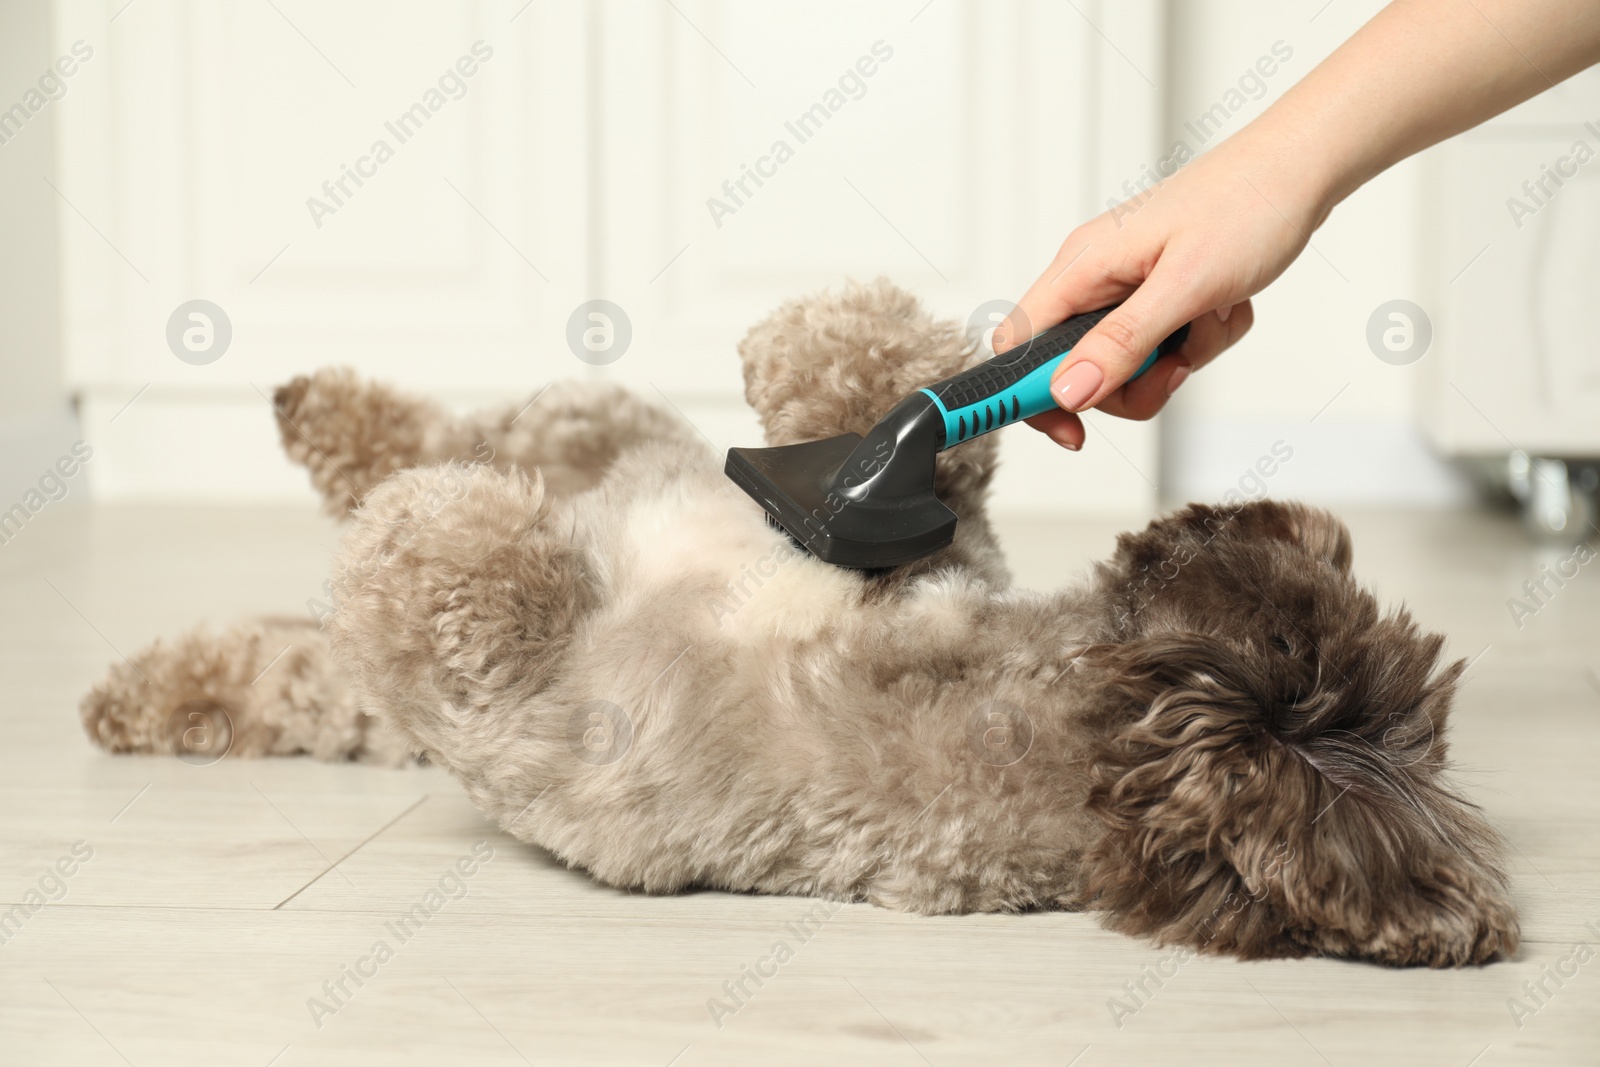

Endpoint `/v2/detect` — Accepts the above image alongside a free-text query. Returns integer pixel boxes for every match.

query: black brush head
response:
[725,394,955,569]
[728,308,1192,570]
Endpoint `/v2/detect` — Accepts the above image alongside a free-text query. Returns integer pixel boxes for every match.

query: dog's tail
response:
[79,615,413,766]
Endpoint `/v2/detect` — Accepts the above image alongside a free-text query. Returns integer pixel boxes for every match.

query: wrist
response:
[1218,100,1362,234]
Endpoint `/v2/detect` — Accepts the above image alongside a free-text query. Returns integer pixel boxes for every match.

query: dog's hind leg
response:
[322,457,730,893]
[325,462,597,784]
[460,380,700,500]
[79,616,411,765]
[272,369,458,516]
[273,370,694,515]
[737,280,1007,584]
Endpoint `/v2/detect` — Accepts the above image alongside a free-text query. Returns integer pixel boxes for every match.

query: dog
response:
[81,280,1518,966]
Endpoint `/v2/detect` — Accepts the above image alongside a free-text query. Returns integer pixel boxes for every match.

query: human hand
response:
[996,133,1325,449]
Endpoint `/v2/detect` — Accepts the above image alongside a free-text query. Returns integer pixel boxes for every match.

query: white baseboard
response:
[0,407,86,514]
[72,386,1161,518]
[69,389,1478,513]
[79,389,323,506]
[1161,414,1477,508]
[72,387,769,506]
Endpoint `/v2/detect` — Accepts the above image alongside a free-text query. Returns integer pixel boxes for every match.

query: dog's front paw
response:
[1405,896,1520,968]
[1337,864,1521,968]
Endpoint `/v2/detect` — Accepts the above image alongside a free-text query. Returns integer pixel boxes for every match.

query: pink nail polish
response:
[1166,365,1192,397]
[1051,362,1104,412]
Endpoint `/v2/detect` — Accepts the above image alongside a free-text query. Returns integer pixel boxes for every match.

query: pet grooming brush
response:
[725,306,1188,569]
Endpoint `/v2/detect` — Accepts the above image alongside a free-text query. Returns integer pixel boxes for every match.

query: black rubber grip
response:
[928,308,1116,409]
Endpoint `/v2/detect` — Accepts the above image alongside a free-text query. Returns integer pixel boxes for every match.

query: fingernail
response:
[1217,304,1232,323]
[1051,361,1104,412]
[1166,364,1192,397]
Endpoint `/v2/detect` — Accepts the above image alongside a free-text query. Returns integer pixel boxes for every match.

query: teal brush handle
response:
[919,306,1187,449]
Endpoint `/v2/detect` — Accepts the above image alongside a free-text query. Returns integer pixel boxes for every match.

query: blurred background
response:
[2,0,1597,532]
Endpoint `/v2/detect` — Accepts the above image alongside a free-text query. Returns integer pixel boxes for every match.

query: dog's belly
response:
[614,472,864,643]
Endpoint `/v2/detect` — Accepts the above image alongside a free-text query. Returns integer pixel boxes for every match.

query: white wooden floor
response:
[1,502,1597,1066]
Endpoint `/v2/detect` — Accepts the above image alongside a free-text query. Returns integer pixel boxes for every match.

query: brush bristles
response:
[763,512,810,553]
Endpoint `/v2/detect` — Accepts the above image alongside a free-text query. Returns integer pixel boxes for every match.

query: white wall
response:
[1158,0,1474,507]
[0,0,81,512]
[48,0,1173,517]
[38,0,1585,515]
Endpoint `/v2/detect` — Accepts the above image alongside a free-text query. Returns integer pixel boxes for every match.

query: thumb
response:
[1047,264,1201,413]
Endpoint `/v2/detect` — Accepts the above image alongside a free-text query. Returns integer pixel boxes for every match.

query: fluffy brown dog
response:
[81,281,1517,966]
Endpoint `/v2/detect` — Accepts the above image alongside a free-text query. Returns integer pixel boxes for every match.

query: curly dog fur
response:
[81,616,410,765]
[80,280,1518,966]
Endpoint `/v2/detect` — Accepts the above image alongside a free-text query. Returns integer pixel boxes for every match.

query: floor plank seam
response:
[271,794,430,910]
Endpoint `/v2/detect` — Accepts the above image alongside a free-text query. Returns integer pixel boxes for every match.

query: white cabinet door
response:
[54,0,1165,513]
[1422,66,1600,456]
[55,0,591,500]
[591,0,1167,514]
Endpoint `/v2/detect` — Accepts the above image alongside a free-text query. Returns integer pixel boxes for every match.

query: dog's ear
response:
[737,278,975,445]
[1077,632,1310,958]
[1078,632,1517,965]
[1117,501,1352,574]
[1218,500,1353,572]
[735,280,1007,580]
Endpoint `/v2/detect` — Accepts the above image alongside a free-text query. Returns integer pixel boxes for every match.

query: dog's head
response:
[1080,500,1517,965]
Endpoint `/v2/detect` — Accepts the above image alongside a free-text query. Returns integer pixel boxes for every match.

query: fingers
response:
[1091,354,1193,422]
[1003,217,1257,443]
[993,227,1127,355]
[1093,299,1255,420]
[1046,259,1209,413]
[1023,408,1086,450]
[1187,297,1254,369]
[993,260,1069,356]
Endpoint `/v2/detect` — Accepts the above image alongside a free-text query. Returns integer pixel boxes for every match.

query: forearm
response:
[1006,0,1600,436]
[1240,0,1600,226]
